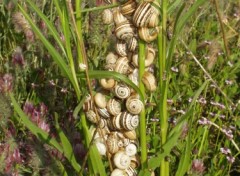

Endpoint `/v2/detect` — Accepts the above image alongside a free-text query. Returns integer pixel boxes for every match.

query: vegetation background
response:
[0,0,239,175]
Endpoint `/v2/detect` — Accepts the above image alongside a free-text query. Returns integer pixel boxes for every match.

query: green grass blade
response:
[24,0,66,57]
[54,113,81,173]
[9,93,63,153]
[167,0,182,14]
[77,70,144,101]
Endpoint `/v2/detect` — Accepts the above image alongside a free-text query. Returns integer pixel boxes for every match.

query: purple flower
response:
[12,47,25,66]
[0,74,13,93]
[220,147,231,155]
[191,159,205,174]
[198,117,210,125]
[226,156,235,164]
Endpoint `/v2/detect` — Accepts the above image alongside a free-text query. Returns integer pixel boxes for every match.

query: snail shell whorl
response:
[133,2,153,27]
[142,71,157,91]
[100,78,116,89]
[120,112,139,130]
[125,166,137,176]
[97,108,111,119]
[113,9,127,25]
[94,92,107,108]
[86,110,98,123]
[114,84,131,99]
[123,130,137,140]
[130,155,140,169]
[107,98,122,116]
[106,134,119,154]
[106,52,118,64]
[113,151,131,170]
[83,94,94,112]
[138,27,160,43]
[125,143,137,156]
[115,21,135,41]
[127,37,138,52]
[121,0,137,15]
[111,169,127,176]
[114,57,129,75]
[94,137,107,156]
[102,9,113,25]
[126,95,144,115]
[112,114,122,130]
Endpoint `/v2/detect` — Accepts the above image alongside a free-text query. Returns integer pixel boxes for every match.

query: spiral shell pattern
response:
[114,84,131,99]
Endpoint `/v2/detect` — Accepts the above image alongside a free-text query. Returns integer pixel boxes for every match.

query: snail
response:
[114,57,130,74]
[83,94,94,112]
[102,9,113,25]
[120,112,139,131]
[132,46,156,67]
[111,169,127,176]
[142,71,157,91]
[138,26,160,43]
[86,110,98,124]
[113,151,131,170]
[130,155,140,169]
[94,137,107,156]
[127,37,138,52]
[97,108,111,119]
[112,114,123,130]
[120,0,137,16]
[123,130,137,140]
[128,68,139,86]
[126,94,144,115]
[125,143,137,156]
[100,78,116,89]
[107,98,122,116]
[115,21,135,41]
[94,92,107,109]
[125,166,137,176]
[114,83,131,99]
[106,52,118,64]
[106,133,119,154]
[116,40,127,57]
[113,9,128,25]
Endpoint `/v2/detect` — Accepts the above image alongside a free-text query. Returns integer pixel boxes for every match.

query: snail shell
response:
[125,143,137,156]
[142,71,157,92]
[116,40,127,57]
[99,118,107,129]
[120,112,139,130]
[100,78,116,89]
[94,137,106,156]
[94,92,107,109]
[106,133,119,154]
[113,9,128,25]
[102,9,113,25]
[106,52,118,64]
[86,110,98,124]
[114,84,131,99]
[115,21,135,41]
[83,94,94,112]
[123,130,137,140]
[114,57,129,75]
[138,27,160,43]
[125,166,137,176]
[130,155,140,169]
[113,151,131,170]
[97,108,111,119]
[132,46,156,67]
[120,0,137,16]
[127,37,138,52]
[126,95,143,115]
[107,98,122,116]
[128,69,139,86]
[112,114,123,130]
[111,169,127,176]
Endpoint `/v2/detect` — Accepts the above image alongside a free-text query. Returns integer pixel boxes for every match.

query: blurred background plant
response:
[0,0,239,175]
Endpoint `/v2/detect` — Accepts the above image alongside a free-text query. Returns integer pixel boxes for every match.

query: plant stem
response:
[80,3,119,13]
[158,0,169,175]
[139,40,147,169]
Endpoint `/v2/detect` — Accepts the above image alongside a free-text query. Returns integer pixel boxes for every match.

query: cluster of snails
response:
[84,0,159,175]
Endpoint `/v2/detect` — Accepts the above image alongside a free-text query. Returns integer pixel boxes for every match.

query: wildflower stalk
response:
[158,0,169,175]
[81,3,119,13]
[138,40,147,169]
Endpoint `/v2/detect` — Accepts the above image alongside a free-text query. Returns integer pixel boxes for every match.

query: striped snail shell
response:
[130,155,140,169]
[114,84,131,99]
[142,71,157,92]
[102,9,113,25]
[100,78,116,89]
[123,130,137,140]
[126,95,143,115]
[112,114,123,130]
[125,143,137,156]
[97,108,111,119]
[114,57,130,75]
[138,27,160,43]
[120,112,139,131]
[113,9,128,25]
[86,110,98,124]
[107,98,122,116]
[106,133,119,154]
[94,92,107,109]
[125,166,137,176]
[111,169,127,176]
[122,137,130,147]
[116,40,127,57]
[104,0,113,4]
[138,26,159,43]
[128,68,139,86]
[113,151,131,170]
[99,118,107,129]
[83,94,94,112]
[120,0,137,16]
[127,37,138,52]
[115,21,135,41]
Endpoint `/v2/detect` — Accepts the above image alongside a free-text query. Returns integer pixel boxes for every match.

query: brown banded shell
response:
[123,130,137,140]
[120,0,137,15]
[132,46,155,67]
[107,98,122,116]
[115,21,135,41]
[138,27,160,43]
[126,95,144,115]
[104,0,112,4]
[120,112,139,130]
[97,108,111,119]
[102,9,113,25]
[112,114,122,130]
[86,110,98,124]
[100,78,116,89]
[116,40,127,57]
[94,92,107,108]
[113,151,131,170]
[127,37,138,52]
[114,84,131,99]
[113,9,127,25]
[125,166,137,176]
[106,133,119,154]
[114,57,129,75]
[83,94,94,112]
[130,155,140,169]
[142,71,157,92]
[99,118,107,129]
